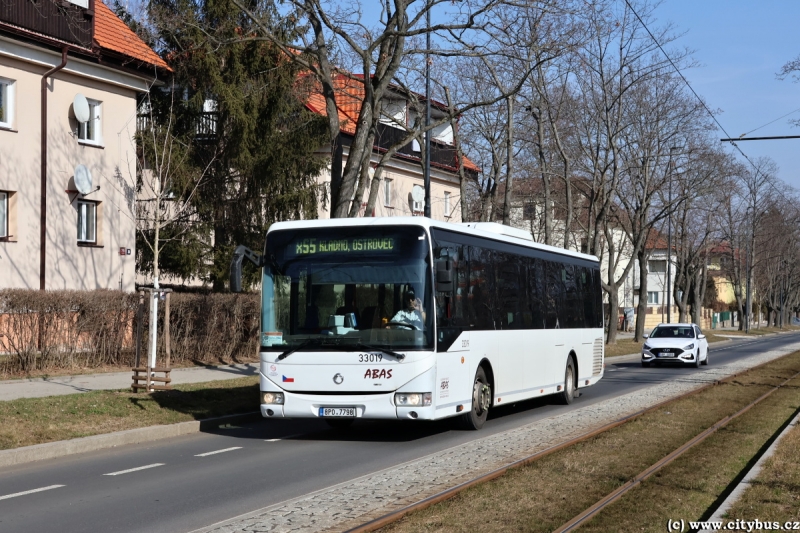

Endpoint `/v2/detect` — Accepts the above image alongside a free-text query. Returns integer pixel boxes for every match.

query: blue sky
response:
[653,0,800,190]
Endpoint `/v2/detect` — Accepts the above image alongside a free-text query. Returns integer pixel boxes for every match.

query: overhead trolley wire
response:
[622,0,793,201]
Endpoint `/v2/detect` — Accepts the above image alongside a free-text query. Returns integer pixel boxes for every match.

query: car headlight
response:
[395,392,432,406]
[683,343,695,350]
[643,343,652,351]
[262,392,284,405]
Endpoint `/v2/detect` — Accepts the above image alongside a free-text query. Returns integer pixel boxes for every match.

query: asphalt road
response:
[0,332,796,533]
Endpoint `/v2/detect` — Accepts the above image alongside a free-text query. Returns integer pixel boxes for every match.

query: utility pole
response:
[745,235,751,333]
[667,147,678,323]
[423,2,431,218]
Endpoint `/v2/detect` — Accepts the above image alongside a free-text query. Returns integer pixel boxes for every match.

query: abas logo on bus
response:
[364,369,393,379]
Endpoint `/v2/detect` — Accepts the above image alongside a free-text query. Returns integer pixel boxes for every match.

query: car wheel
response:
[694,352,701,368]
[556,358,576,405]
[458,366,491,430]
[701,351,709,366]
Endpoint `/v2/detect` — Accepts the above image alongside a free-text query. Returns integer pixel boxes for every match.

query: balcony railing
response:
[136,112,218,139]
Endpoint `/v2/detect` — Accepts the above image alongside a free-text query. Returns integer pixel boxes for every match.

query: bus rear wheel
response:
[459,367,491,430]
[556,358,576,405]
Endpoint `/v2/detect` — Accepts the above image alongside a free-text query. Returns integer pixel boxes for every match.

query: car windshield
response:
[650,326,694,339]
[260,226,433,352]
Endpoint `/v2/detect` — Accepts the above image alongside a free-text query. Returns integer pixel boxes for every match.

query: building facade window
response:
[0,77,15,128]
[77,200,97,243]
[444,191,451,217]
[647,291,659,304]
[384,178,392,207]
[0,191,7,237]
[522,202,535,221]
[648,260,667,273]
[78,99,102,144]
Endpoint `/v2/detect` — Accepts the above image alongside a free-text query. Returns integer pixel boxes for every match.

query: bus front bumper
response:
[261,391,435,420]
[260,391,436,420]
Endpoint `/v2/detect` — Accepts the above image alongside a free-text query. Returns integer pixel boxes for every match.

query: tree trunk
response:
[634,249,649,342]
[502,97,514,226]
[606,284,619,345]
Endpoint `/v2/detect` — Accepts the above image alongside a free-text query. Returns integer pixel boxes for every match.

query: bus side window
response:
[529,257,546,329]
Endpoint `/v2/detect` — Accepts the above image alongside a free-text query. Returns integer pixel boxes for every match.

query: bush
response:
[0,289,260,377]
[145,292,260,366]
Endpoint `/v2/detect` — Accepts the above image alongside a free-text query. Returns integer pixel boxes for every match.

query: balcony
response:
[0,0,93,49]
[374,122,458,170]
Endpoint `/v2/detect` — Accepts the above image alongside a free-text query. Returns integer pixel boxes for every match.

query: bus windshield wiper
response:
[356,342,405,362]
[278,340,321,360]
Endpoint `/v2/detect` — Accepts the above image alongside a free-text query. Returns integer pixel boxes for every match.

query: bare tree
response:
[135,87,215,289]
[568,0,691,343]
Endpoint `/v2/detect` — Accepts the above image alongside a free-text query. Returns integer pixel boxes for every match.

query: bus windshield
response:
[260,226,433,352]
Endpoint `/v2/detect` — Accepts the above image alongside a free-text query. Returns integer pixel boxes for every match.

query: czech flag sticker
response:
[282,375,294,383]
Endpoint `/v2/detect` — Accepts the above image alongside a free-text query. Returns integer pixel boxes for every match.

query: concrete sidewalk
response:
[0,363,259,402]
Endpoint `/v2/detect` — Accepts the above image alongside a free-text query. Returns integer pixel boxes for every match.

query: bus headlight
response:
[395,392,432,406]
[262,392,284,405]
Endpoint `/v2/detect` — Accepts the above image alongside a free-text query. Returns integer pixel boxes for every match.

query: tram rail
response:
[344,354,800,533]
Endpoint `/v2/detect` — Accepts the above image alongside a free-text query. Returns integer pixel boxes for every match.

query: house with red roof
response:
[0,0,168,290]
[305,73,479,220]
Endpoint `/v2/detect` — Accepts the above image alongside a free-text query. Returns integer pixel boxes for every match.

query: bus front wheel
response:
[556,358,576,405]
[459,367,491,430]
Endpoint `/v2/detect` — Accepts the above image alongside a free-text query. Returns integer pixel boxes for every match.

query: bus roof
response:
[267,217,600,263]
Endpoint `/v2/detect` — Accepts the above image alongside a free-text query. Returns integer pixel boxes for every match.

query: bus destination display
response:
[288,237,396,256]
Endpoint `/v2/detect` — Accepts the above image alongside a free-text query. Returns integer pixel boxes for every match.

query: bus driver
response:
[389,290,426,329]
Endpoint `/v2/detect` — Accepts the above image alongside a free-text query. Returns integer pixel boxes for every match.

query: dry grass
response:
[722,412,800,523]
[0,376,258,450]
[380,352,800,533]
[726,325,800,336]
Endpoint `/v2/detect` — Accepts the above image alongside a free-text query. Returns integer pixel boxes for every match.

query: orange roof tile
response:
[304,73,479,173]
[94,1,170,71]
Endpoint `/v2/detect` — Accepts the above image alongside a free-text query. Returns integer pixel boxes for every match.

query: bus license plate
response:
[319,407,356,417]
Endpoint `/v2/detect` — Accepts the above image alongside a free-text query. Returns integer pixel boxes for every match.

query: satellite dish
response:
[74,164,93,195]
[411,185,425,203]
[73,94,90,123]
[411,139,421,152]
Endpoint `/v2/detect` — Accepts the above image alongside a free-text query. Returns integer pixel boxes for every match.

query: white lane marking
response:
[265,433,302,442]
[195,447,242,457]
[103,463,165,476]
[0,485,65,501]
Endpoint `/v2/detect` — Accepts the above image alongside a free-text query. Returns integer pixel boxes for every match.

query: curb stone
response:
[0,411,261,468]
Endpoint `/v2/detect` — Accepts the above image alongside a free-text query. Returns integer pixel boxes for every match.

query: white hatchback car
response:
[641,323,709,368]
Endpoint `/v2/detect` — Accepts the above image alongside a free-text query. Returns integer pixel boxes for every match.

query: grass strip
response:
[379,351,800,533]
[0,376,259,450]
[721,413,800,524]
[577,374,800,532]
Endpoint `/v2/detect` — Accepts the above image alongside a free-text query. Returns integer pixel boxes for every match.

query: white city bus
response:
[230,217,604,430]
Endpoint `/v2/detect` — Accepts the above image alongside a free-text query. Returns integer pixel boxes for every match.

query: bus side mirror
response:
[230,248,245,293]
[230,245,262,293]
[436,260,453,292]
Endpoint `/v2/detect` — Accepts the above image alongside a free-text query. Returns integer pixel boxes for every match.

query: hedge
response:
[0,289,260,377]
